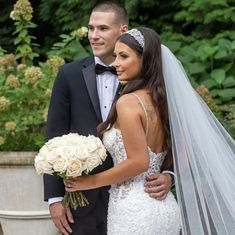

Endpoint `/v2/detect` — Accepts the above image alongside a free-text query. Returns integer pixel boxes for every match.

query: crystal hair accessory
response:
[125,29,145,48]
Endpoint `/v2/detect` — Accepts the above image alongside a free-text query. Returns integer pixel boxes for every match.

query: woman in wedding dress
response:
[65,27,181,235]
[65,27,235,234]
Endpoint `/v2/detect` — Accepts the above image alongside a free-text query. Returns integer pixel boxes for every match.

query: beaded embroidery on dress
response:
[103,93,181,235]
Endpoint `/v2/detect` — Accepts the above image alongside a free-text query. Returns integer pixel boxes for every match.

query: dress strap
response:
[131,93,149,137]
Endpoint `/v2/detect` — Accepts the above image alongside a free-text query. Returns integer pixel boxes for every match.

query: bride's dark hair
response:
[98,27,172,168]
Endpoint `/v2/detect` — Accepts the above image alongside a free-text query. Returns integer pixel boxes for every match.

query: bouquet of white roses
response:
[34,133,107,209]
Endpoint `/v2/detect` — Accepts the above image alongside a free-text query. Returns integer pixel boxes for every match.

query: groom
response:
[44,2,173,235]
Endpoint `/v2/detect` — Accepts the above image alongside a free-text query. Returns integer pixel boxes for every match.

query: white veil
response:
[161,45,235,234]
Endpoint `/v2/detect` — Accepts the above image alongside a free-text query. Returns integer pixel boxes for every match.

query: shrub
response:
[0,0,234,151]
[0,0,88,150]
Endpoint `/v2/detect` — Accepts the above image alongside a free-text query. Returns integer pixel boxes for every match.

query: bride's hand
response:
[64,175,95,192]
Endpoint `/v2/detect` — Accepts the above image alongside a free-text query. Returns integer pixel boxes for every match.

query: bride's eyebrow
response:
[119,51,129,55]
[114,50,128,56]
[119,51,129,57]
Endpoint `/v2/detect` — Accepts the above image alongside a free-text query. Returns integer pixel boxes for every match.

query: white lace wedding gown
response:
[103,94,181,235]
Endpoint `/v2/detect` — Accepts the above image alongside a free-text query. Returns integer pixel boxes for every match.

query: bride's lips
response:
[116,71,123,76]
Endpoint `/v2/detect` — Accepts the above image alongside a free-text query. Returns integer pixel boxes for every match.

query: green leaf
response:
[54,42,66,47]
[164,41,182,52]
[27,21,38,28]
[195,42,218,61]
[187,62,206,75]
[180,46,196,56]
[231,40,235,50]
[15,54,22,60]
[196,45,209,60]
[218,89,235,98]
[19,30,28,38]
[211,69,225,84]
[214,50,227,59]
[211,88,221,97]
[219,63,232,72]
[222,76,235,88]
[208,0,228,6]
[177,46,196,63]
[220,97,233,103]
[21,44,33,52]
[14,37,22,45]
[218,38,231,50]
[0,46,6,55]
[201,79,218,89]
[25,37,31,44]
[60,34,72,39]
[204,46,218,57]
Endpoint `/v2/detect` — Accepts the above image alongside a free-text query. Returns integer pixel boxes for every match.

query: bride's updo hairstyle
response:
[98,27,172,168]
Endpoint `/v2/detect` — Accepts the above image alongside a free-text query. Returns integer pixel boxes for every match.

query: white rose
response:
[97,147,107,161]
[47,149,60,164]
[52,155,68,173]
[75,147,90,161]
[34,154,53,175]
[47,136,61,146]
[86,136,106,156]
[66,158,83,177]
[86,155,101,172]
[38,145,49,157]
[86,141,99,153]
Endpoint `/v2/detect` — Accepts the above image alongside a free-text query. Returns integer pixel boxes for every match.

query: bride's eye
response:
[120,54,128,59]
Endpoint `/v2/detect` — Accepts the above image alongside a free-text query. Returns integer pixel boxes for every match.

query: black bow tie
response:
[95,63,117,75]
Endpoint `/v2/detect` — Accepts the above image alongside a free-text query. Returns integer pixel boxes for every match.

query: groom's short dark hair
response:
[92,1,129,25]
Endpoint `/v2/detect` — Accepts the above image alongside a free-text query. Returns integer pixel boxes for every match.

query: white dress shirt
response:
[95,57,119,121]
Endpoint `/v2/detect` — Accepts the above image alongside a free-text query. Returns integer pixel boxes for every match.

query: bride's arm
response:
[65,94,149,191]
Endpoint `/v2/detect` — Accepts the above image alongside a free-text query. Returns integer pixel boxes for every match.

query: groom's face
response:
[88,11,128,65]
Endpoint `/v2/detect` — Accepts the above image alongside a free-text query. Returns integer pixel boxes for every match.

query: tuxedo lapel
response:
[82,59,102,121]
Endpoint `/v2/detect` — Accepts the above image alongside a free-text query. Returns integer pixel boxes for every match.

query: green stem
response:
[62,191,89,210]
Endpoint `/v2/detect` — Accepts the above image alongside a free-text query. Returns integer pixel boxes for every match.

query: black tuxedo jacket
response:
[43,56,114,216]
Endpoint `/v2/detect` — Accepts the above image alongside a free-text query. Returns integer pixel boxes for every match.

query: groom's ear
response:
[120,24,128,33]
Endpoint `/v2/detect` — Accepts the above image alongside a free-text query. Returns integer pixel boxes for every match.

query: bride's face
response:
[114,41,142,82]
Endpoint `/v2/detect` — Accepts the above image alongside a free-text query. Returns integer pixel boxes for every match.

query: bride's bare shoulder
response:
[115,93,143,128]
[116,92,140,111]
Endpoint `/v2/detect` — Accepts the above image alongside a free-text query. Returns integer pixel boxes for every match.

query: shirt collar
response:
[94,56,114,67]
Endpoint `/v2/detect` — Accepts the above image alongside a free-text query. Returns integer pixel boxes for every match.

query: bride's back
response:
[130,89,165,155]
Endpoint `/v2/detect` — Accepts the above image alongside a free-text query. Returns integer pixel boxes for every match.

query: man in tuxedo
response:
[44,2,174,235]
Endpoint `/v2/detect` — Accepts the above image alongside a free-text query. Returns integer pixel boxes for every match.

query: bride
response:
[65,27,235,234]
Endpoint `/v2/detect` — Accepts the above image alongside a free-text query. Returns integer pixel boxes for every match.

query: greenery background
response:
[0,0,234,151]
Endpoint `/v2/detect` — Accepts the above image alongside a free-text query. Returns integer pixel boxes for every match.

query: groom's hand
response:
[144,173,172,200]
[49,202,74,235]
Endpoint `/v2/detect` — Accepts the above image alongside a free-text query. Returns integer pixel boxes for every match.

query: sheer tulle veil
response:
[161,45,235,234]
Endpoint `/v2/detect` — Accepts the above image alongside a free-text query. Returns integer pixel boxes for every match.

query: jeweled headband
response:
[125,29,145,49]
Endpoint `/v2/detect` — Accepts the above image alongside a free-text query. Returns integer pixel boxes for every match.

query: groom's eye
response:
[88,25,94,31]
[99,26,108,31]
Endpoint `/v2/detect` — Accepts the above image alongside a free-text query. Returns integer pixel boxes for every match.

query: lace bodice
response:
[103,127,166,200]
[103,128,166,197]
[104,127,166,173]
